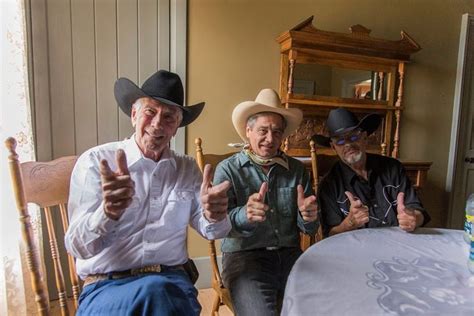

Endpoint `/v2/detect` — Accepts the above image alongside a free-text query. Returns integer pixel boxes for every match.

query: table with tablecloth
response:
[282,227,474,315]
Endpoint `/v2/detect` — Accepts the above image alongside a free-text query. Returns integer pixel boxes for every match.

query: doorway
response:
[447,14,474,228]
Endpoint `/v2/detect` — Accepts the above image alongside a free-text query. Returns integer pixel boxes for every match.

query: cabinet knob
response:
[465,157,474,163]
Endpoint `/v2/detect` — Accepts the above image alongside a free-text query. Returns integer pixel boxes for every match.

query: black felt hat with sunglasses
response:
[312,108,381,147]
[114,70,205,127]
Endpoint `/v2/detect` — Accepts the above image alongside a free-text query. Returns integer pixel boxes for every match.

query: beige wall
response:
[186,0,474,256]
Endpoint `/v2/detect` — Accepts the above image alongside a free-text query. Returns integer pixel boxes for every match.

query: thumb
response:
[212,180,231,194]
[200,164,213,195]
[345,191,356,204]
[345,191,362,208]
[397,192,406,213]
[257,182,268,201]
[116,149,129,175]
[297,184,305,206]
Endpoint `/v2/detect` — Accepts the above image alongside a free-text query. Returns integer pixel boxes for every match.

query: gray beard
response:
[344,151,363,165]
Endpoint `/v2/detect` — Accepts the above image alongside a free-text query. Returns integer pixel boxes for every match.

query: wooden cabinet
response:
[276,16,431,189]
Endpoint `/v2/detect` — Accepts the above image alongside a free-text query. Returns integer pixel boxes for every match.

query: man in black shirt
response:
[313,108,430,237]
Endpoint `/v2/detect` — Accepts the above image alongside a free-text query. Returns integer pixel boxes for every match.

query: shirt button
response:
[270,209,274,213]
[275,229,279,234]
[374,204,378,207]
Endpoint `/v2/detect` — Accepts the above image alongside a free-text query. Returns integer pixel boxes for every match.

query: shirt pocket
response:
[163,189,193,230]
[275,187,296,217]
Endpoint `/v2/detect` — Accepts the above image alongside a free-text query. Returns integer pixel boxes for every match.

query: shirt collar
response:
[237,150,251,168]
[123,134,177,170]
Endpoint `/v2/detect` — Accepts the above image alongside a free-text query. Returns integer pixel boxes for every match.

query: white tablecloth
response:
[282,227,474,316]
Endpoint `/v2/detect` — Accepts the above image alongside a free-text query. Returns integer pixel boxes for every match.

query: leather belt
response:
[83,264,185,287]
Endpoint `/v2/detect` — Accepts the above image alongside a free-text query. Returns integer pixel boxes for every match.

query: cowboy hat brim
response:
[232,101,303,141]
[114,77,204,127]
[313,113,381,147]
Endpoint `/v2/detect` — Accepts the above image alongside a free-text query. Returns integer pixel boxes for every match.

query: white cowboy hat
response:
[232,89,303,141]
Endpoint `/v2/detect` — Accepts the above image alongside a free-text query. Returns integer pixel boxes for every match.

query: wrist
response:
[414,210,424,227]
[345,217,355,230]
[104,208,120,221]
[203,210,215,223]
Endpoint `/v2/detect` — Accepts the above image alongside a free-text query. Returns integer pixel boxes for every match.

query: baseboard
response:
[193,255,222,289]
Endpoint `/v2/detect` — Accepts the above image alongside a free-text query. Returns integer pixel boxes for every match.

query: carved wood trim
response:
[392,62,405,158]
[276,16,421,60]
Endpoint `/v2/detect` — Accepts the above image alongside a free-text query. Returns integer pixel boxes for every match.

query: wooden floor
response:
[198,288,233,316]
[50,288,233,315]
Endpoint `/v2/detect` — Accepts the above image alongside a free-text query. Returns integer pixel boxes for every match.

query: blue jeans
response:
[222,247,302,316]
[77,270,201,316]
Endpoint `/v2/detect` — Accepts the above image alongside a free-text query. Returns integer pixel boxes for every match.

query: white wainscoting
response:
[193,255,223,289]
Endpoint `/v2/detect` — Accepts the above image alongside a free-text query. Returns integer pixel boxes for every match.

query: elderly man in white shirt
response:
[65,70,231,316]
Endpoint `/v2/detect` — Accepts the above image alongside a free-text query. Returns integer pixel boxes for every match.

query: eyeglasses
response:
[331,130,363,146]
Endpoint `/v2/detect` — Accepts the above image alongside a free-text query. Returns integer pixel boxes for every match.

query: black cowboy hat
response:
[114,70,204,127]
[312,108,381,147]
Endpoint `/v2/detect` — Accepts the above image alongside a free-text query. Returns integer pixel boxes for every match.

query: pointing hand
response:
[344,191,369,228]
[297,185,318,222]
[396,192,417,232]
[246,182,269,223]
[200,164,231,222]
[100,149,135,220]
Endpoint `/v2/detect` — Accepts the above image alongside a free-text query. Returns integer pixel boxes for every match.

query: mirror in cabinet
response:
[293,64,389,101]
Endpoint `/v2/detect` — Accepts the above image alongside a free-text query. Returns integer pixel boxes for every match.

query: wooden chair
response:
[306,139,339,246]
[293,140,328,250]
[195,138,235,316]
[5,137,80,316]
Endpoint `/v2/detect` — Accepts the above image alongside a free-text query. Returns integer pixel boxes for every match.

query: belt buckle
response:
[131,264,162,275]
[266,246,280,251]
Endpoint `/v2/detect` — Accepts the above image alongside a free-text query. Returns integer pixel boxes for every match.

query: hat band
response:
[330,125,359,137]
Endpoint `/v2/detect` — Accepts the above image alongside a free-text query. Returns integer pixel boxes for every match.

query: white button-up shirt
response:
[65,136,231,279]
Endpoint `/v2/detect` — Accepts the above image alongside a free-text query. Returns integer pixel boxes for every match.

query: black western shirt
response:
[319,153,430,237]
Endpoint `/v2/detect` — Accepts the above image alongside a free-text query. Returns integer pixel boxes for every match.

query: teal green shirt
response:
[213,151,319,252]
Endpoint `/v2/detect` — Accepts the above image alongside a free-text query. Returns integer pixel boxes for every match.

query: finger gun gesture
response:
[200,164,231,223]
[100,149,135,220]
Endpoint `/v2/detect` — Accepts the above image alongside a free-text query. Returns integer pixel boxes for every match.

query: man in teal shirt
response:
[213,88,319,315]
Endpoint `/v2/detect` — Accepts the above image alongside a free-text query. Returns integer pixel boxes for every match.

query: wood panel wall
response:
[27,0,186,161]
